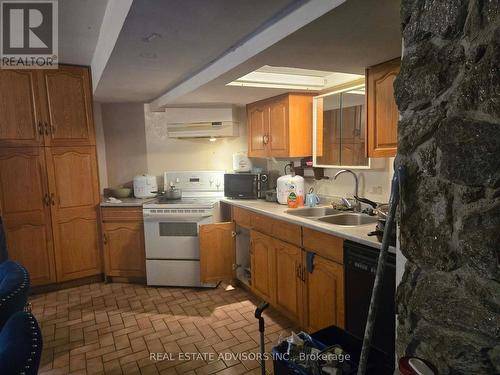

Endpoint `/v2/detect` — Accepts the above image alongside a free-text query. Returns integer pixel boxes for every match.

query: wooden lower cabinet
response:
[0,147,57,286]
[232,206,251,228]
[199,222,235,283]
[274,239,304,323]
[100,207,148,280]
[45,146,101,282]
[201,207,346,332]
[102,221,145,278]
[250,230,276,303]
[304,254,345,332]
[0,146,101,285]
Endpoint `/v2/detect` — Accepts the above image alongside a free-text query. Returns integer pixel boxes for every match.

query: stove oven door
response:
[143,211,213,260]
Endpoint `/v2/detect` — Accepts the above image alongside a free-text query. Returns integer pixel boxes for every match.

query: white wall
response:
[93,102,108,192]
[144,104,249,188]
[101,103,148,187]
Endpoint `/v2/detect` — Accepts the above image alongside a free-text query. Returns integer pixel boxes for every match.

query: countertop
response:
[220,198,396,253]
[100,197,157,207]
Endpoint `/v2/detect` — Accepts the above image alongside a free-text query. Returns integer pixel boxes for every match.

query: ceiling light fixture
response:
[139,52,158,59]
[142,32,162,43]
[226,65,364,91]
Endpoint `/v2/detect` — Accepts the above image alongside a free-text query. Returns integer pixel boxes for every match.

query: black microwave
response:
[224,173,268,199]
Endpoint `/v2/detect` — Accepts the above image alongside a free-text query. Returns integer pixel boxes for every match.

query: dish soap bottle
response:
[287,175,304,208]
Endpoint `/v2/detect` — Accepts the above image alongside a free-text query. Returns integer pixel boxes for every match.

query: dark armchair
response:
[0,311,42,375]
[0,217,42,374]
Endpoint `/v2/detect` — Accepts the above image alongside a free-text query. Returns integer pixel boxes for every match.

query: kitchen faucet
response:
[334,169,361,212]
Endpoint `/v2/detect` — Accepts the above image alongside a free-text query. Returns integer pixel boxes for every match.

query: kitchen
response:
[0,1,497,375]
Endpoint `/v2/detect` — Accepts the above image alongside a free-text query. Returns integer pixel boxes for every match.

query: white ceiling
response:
[83,0,402,106]
[166,0,402,107]
[94,0,305,102]
[58,0,108,65]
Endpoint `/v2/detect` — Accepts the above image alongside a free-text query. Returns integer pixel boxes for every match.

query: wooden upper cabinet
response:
[0,70,43,147]
[45,146,101,282]
[268,98,288,157]
[38,65,96,146]
[247,93,315,158]
[274,239,303,323]
[199,222,235,283]
[304,254,345,332]
[248,105,268,158]
[366,58,400,157]
[0,148,56,286]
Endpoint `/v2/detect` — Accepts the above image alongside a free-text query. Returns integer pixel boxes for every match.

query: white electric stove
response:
[142,171,225,287]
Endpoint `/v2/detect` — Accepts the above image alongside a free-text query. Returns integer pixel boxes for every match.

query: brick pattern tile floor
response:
[30,282,297,375]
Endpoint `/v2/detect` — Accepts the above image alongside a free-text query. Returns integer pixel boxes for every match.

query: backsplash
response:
[265,157,394,203]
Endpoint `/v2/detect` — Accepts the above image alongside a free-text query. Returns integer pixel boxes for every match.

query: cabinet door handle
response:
[44,122,50,135]
[43,193,50,206]
[302,265,306,282]
[50,193,56,205]
[262,134,269,145]
[38,121,44,135]
[103,233,107,245]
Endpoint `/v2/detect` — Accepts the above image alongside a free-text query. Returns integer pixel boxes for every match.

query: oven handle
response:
[143,214,213,222]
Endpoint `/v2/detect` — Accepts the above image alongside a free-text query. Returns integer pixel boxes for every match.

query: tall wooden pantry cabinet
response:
[0,65,101,286]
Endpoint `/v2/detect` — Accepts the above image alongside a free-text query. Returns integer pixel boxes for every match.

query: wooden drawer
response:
[101,207,143,222]
[302,227,344,264]
[250,213,302,247]
[232,206,251,228]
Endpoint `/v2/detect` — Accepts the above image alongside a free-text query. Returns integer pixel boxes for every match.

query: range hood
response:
[166,107,239,139]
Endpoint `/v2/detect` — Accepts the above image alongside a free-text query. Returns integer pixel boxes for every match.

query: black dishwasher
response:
[344,240,395,368]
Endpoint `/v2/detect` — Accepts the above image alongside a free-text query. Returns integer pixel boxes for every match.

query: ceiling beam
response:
[91,0,133,92]
[150,0,346,110]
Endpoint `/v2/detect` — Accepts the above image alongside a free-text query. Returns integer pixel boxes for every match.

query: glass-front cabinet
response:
[313,86,370,168]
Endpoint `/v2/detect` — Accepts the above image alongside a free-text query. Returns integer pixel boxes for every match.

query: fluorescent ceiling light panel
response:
[227,65,364,90]
[347,89,366,95]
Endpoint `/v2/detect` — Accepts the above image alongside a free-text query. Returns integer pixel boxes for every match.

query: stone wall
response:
[394,1,500,374]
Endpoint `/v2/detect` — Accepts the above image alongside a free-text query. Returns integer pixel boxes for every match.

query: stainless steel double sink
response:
[285,206,378,226]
